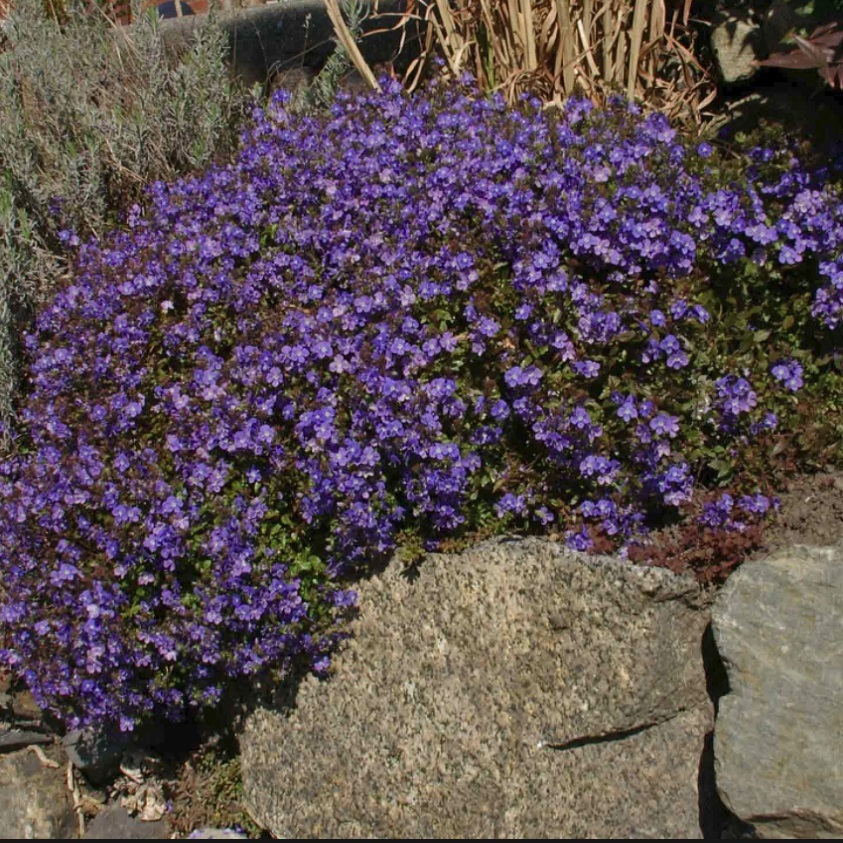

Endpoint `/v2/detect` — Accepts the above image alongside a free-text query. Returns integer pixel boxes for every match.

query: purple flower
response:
[490,400,510,420]
[570,406,592,429]
[616,396,638,422]
[494,493,527,518]
[649,413,680,438]
[770,359,803,392]
[504,365,543,388]
[716,376,758,415]
[1,76,831,735]
[573,359,601,379]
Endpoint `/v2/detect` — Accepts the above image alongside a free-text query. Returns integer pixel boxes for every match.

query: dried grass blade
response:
[435,0,461,51]
[626,0,648,99]
[403,7,437,91]
[647,0,665,74]
[428,10,463,76]
[364,0,426,37]
[611,5,627,85]
[600,0,614,81]
[649,0,665,40]
[507,0,522,57]
[540,2,558,61]
[582,0,593,41]
[577,19,601,76]
[325,0,381,91]
[554,0,577,93]
[522,0,538,71]
[489,0,514,79]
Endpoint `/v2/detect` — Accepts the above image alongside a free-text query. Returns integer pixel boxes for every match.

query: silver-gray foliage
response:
[0,0,253,435]
[305,0,366,109]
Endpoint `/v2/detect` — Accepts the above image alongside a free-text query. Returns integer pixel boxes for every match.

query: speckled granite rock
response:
[241,537,713,838]
[0,747,77,838]
[713,545,843,839]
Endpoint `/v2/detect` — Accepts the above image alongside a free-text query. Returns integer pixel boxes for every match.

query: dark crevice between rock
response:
[702,622,730,714]
[544,720,658,752]
[698,730,726,839]
[698,622,757,839]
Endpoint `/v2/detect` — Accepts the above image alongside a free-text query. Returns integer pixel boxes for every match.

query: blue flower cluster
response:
[1,80,841,730]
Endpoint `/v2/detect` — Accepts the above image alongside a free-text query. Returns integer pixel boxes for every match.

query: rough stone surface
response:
[187,829,249,839]
[0,747,77,838]
[63,726,133,785]
[0,728,53,752]
[11,689,43,722]
[83,804,170,839]
[241,537,712,839]
[713,544,843,839]
[155,0,420,87]
[711,17,763,83]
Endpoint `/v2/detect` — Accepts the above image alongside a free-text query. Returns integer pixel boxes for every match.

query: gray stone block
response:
[154,0,423,86]
[713,545,843,839]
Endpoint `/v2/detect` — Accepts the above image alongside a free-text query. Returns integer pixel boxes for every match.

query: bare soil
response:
[757,471,843,553]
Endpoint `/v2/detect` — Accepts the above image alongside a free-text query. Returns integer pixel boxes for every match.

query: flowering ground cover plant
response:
[1,78,843,731]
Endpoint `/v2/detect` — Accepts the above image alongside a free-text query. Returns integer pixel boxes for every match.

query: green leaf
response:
[710,458,734,480]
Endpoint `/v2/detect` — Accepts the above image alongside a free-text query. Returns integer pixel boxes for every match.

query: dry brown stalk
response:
[325,0,381,91]
[356,0,715,128]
